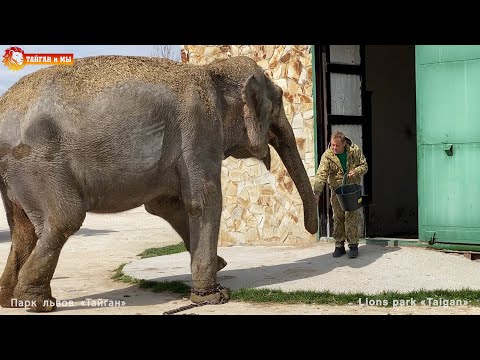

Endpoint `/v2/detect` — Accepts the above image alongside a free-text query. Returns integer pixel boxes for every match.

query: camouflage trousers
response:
[331,192,362,247]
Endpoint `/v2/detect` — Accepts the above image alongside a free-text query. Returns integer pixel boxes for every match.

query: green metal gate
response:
[416,45,480,249]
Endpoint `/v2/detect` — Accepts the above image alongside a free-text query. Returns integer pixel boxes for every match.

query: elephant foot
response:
[13,285,57,312]
[0,286,21,308]
[217,256,227,272]
[190,284,230,305]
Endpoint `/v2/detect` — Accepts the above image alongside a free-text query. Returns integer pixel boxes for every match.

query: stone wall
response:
[181,45,316,246]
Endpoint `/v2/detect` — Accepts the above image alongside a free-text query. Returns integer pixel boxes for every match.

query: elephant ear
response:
[242,72,273,126]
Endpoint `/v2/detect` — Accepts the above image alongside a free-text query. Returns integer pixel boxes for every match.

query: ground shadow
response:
[73,228,118,237]
[1,227,117,277]
[0,230,10,243]
[148,244,401,289]
[67,244,400,309]
[62,285,180,312]
[0,228,116,243]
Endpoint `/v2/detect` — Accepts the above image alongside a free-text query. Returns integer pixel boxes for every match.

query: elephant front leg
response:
[180,163,230,304]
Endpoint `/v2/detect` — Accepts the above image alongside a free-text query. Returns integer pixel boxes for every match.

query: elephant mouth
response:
[251,145,270,160]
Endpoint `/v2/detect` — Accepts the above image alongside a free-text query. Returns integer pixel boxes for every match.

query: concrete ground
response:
[125,243,480,294]
[1,207,480,315]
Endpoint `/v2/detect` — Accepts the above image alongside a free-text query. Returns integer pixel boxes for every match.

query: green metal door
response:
[416,45,480,246]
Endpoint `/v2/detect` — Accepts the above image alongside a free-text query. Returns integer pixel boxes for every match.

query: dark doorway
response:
[364,45,418,238]
[314,45,371,238]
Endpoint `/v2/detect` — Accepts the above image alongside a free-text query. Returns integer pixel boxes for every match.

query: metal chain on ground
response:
[163,285,228,315]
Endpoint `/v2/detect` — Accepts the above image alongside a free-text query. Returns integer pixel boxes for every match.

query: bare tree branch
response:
[151,45,180,62]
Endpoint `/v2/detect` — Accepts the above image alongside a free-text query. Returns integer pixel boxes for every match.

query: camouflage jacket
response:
[313,139,368,194]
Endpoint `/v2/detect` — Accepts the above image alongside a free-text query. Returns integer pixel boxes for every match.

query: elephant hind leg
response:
[13,203,85,312]
[4,174,86,312]
[144,197,227,272]
[0,194,38,308]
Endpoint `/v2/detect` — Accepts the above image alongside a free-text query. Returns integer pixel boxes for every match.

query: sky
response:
[0,45,181,96]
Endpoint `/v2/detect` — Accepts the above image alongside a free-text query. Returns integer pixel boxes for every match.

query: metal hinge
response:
[443,144,453,156]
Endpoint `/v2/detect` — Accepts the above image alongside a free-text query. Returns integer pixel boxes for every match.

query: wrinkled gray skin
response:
[0,56,318,311]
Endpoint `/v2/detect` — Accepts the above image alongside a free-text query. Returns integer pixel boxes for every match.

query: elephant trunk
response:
[269,113,318,234]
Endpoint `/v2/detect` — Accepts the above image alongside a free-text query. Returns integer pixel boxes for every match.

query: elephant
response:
[0,55,318,312]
